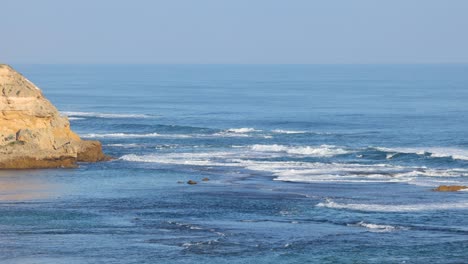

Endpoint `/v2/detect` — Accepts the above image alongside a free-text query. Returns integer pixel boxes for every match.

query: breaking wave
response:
[250,144,349,157]
[272,129,307,134]
[212,128,262,137]
[105,143,142,148]
[348,221,406,232]
[67,117,86,121]
[119,147,468,184]
[375,147,468,161]
[317,198,468,212]
[225,128,261,133]
[120,153,239,167]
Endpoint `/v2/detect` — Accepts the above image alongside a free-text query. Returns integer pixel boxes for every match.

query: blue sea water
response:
[1,65,468,263]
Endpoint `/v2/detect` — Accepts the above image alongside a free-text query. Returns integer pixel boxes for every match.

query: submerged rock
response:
[202,177,209,181]
[0,64,110,169]
[433,185,467,192]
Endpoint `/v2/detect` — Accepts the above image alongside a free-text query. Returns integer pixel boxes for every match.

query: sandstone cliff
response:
[0,64,109,169]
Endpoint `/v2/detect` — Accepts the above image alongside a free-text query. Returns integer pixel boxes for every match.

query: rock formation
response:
[433,185,467,192]
[0,64,109,169]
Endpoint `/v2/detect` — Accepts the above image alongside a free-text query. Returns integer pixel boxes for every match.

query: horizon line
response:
[6,62,468,66]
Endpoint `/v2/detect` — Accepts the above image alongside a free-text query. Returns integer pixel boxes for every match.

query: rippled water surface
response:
[1,65,468,263]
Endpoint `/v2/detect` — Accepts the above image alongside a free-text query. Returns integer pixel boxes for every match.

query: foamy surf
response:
[375,147,468,161]
[122,150,468,185]
[119,147,468,184]
[212,132,252,137]
[250,144,349,157]
[348,221,405,232]
[120,152,241,167]
[211,128,262,137]
[225,128,261,133]
[106,143,142,148]
[317,198,468,212]
[272,129,306,134]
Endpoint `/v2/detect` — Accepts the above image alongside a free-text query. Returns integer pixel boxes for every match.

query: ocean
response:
[1,65,467,263]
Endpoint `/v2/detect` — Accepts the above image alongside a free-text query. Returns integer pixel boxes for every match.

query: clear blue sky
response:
[3,0,468,64]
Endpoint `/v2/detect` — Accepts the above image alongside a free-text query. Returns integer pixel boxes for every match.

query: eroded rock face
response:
[0,64,110,169]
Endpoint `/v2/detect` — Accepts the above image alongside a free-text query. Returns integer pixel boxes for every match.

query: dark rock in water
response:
[177,181,184,184]
[202,177,210,181]
[433,185,468,192]
[187,180,197,185]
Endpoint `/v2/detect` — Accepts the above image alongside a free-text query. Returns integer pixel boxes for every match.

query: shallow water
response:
[1,65,467,263]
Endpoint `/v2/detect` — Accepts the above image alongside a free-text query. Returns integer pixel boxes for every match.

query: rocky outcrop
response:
[433,185,468,192]
[0,64,110,169]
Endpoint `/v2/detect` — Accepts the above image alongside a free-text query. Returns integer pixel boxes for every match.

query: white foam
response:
[251,144,349,157]
[119,148,468,184]
[394,169,468,178]
[62,111,150,119]
[376,147,468,161]
[266,162,410,183]
[274,165,468,184]
[120,152,241,167]
[212,132,252,138]
[106,143,141,148]
[375,147,426,156]
[211,128,261,138]
[225,128,260,133]
[272,129,306,134]
[121,151,409,182]
[68,117,85,121]
[155,144,180,149]
[349,221,404,232]
[317,198,468,212]
[428,148,468,161]
[407,179,468,187]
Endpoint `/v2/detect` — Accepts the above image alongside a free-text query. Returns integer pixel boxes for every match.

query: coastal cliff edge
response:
[0,64,109,169]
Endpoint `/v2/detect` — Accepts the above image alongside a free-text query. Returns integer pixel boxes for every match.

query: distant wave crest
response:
[84,132,195,139]
[84,133,162,138]
[272,129,307,134]
[62,111,151,119]
[225,128,261,133]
